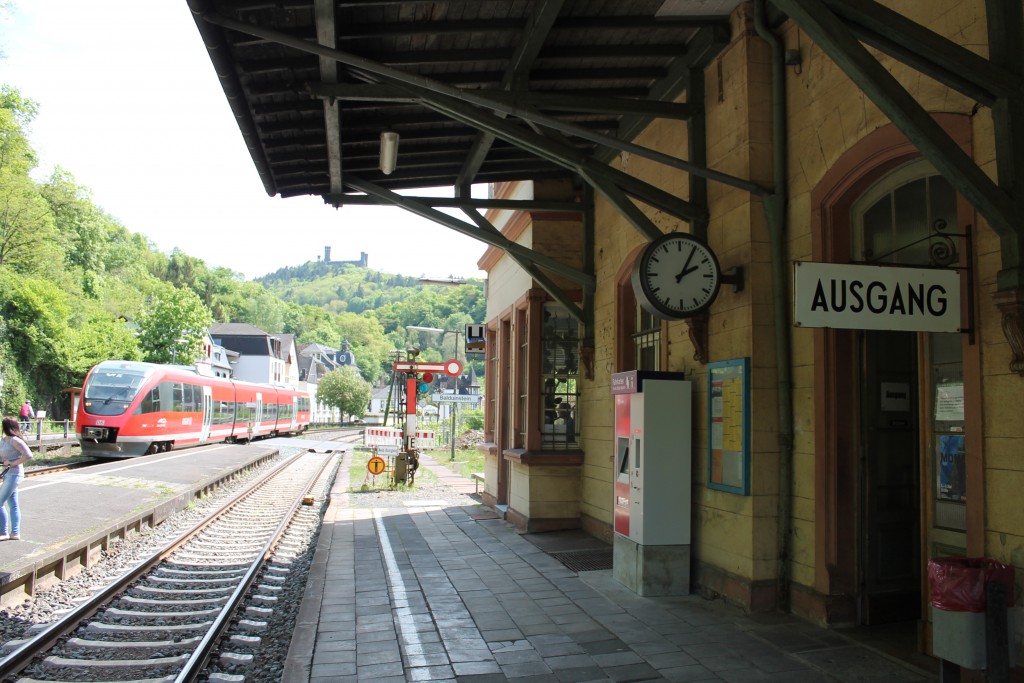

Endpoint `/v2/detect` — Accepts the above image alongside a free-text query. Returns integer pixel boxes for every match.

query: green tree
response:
[0,271,75,407]
[237,281,287,331]
[0,90,58,273]
[0,172,56,271]
[316,366,371,423]
[66,305,142,376]
[136,285,214,364]
[334,312,391,384]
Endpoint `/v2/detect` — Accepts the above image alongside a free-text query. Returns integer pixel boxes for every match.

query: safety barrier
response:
[414,429,436,448]
[362,426,436,448]
[363,427,402,446]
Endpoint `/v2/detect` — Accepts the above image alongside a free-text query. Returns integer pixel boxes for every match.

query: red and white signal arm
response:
[393,359,463,376]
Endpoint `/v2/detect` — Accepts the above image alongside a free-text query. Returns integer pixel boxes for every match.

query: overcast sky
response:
[1,1,489,281]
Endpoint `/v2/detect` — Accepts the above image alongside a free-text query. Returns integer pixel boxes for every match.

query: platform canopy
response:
[188,0,1024,314]
[187,0,739,202]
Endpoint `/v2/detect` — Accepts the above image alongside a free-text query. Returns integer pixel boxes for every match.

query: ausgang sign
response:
[794,261,961,333]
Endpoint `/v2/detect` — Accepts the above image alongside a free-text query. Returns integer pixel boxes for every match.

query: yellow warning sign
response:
[367,455,386,476]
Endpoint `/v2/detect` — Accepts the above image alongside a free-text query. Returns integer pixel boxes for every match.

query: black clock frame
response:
[630,232,724,319]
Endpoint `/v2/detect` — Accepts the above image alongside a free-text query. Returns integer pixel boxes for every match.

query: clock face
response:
[631,233,722,318]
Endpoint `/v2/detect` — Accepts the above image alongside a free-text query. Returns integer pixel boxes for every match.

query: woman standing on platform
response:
[0,417,32,541]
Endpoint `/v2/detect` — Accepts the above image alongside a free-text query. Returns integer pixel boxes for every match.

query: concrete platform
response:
[0,443,285,605]
[283,453,939,683]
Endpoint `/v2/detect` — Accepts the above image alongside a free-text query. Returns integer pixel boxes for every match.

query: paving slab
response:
[285,453,939,683]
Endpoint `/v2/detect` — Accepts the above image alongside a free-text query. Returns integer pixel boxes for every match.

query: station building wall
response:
[580,0,1022,620]
[479,0,1022,652]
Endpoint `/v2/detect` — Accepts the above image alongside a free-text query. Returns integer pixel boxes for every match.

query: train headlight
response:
[83,426,108,440]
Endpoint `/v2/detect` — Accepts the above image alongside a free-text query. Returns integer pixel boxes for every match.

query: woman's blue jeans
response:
[0,474,23,536]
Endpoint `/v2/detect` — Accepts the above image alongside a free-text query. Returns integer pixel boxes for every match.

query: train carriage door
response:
[255,393,264,435]
[201,386,213,443]
[291,396,298,432]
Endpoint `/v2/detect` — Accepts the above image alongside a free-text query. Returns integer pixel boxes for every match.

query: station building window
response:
[517,308,529,450]
[616,257,664,372]
[541,303,580,449]
[483,292,583,455]
[633,307,662,372]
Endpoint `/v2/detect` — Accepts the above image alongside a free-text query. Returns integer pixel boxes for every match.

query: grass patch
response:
[349,449,439,491]
[27,448,92,469]
[425,447,484,479]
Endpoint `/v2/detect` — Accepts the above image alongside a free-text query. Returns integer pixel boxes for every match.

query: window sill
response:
[502,449,584,466]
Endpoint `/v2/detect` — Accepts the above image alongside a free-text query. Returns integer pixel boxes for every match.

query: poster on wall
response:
[937,434,966,502]
[935,382,964,422]
[708,358,751,495]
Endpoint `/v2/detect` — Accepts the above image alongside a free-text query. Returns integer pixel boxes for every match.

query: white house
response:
[209,323,297,388]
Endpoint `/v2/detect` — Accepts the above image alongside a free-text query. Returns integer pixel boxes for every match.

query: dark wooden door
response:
[860,330,921,624]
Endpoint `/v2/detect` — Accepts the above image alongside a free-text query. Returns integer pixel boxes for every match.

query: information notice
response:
[935,382,964,422]
[708,358,750,495]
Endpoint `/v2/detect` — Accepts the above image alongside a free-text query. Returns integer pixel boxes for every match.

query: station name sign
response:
[432,393,482,404]
[794,261,961,333]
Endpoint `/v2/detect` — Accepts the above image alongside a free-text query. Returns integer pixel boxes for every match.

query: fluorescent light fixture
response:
[379,131,399,175]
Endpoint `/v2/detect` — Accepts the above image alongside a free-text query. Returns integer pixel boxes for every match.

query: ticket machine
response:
[611,371,692,596]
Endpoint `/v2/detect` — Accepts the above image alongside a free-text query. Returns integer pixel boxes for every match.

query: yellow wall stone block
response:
[986,469,1024,537]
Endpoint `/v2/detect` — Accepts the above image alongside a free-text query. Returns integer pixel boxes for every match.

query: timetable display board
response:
[708,358,751,495]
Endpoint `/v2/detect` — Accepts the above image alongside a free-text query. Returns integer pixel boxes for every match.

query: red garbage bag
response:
[928,557,1015,612]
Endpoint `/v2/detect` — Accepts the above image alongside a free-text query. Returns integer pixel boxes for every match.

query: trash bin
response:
[928,557,1016,670]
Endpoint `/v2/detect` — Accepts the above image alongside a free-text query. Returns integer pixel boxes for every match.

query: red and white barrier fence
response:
[363,427,435,448]
[364,427,402,446]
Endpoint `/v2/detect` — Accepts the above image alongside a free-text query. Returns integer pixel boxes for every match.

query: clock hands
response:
[675,246,698,283]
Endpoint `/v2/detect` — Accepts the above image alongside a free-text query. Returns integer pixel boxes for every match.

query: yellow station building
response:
[190,0,1024,670]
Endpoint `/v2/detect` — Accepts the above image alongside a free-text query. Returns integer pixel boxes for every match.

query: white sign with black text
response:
[794,261,961,333]
[432,393,482,405]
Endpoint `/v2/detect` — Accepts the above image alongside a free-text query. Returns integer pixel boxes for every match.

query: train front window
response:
[83,369,148,416]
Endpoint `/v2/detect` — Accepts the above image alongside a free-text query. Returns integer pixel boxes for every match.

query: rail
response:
[17,418,75,441]
[0,448,336,682]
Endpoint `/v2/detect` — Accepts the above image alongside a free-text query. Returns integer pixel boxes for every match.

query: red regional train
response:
[76,360,311,458]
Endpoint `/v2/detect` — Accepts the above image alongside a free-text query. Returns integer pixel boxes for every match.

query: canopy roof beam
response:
[774,0,1023,289]
[309,83,701,120]
[461,207,586,323]
[820,0,1021,107]
[456,0,566,194]
[196,11,768,199]
[314,0,342,194]
[325,194,583,212]
[343,176,594,290]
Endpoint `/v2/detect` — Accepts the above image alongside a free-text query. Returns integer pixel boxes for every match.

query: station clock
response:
[631,232,723,319]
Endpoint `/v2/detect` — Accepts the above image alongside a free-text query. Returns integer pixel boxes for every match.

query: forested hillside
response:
[258,262,485,335]
[0,85,485,420]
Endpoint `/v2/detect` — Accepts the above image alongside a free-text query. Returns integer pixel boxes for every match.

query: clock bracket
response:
[721,266,744,293]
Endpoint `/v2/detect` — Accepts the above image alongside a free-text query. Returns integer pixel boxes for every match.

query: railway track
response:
[0,448,339,683]
[21,427,362,477]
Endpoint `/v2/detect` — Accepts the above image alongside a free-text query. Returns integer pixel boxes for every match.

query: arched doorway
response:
[809,116,983,642]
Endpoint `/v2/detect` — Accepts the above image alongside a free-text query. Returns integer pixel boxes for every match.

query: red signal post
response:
[394,359,463,453]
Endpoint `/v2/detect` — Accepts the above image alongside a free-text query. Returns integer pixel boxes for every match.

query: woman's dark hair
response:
[2,417,22,438]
